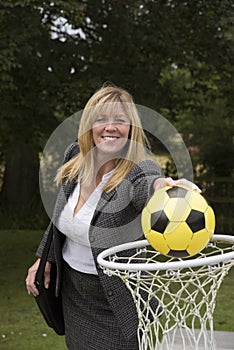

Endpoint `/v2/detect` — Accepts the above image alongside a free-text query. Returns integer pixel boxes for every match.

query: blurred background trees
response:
[0,0,233,230]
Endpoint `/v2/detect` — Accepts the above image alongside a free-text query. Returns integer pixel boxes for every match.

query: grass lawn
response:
[0,230,234,350]
[0,230,66,350]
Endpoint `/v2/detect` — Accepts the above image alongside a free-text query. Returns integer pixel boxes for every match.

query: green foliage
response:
[159,61,233,176]
[0,0,233,226]
[0,0,87,149]
[0,0,87,215]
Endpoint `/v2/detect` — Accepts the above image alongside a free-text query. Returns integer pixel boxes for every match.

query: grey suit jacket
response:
[36,142,163,339]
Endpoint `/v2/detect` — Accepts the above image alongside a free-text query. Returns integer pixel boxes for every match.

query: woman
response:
[26,85,200,349]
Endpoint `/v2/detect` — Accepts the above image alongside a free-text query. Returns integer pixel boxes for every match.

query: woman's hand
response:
[154,177,202,193]
[25,259,51,297]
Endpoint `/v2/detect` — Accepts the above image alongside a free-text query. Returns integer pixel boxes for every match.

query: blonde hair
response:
[56,84,152,192]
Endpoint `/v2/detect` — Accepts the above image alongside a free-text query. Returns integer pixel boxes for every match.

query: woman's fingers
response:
[154,177,175,190]
[25,260,51,296]
[25,259,40,297]
[164,177,177,187]
[154,177,202,193]
[174,178,202,193]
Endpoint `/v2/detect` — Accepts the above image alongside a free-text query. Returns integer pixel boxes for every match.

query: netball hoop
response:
[97,234,234,350]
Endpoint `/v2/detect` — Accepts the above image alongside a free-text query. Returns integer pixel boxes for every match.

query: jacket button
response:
[90,236,95,243]
[107,290,113,297]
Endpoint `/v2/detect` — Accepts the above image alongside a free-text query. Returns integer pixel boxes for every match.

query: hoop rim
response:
[97,234,234,271]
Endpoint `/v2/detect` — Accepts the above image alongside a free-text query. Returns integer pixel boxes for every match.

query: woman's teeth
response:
[103,136,119,140]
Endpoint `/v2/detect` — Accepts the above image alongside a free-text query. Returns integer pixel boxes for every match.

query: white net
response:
[97,235,234,350]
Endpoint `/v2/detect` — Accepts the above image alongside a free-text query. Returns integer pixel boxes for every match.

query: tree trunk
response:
[1,141,39,209]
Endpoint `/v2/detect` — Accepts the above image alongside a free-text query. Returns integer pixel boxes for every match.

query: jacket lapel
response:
[52,179,77,225]
[90,189,117,225]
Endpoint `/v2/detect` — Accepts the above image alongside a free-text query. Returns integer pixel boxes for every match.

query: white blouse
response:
[57,171,113,275]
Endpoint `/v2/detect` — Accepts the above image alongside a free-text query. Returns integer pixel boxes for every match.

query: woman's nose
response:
[104,122,117,131]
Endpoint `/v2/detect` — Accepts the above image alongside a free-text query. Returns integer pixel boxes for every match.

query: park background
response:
[0,1,233,349]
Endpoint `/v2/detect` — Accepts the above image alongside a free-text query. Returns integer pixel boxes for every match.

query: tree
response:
[79,0,233,176]
[1,0,233,227]
[154,0,234,176]
[0,0,86,221]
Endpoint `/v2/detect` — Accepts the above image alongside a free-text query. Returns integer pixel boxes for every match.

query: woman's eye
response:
[115,118,127,124]
[95,116,106,123]
[94,116,129,125]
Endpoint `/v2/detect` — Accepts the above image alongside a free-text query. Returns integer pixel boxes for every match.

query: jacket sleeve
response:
[130,159,164,212]
[35,141,80,261]
[36,221,56,262]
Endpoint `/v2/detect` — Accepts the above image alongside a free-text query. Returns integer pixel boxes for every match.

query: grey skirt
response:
[61,262,139,350]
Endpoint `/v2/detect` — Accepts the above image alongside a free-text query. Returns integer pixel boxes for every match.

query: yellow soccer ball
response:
[141,185,215,258]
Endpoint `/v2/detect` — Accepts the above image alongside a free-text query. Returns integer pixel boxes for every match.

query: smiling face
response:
[92,103,131,158]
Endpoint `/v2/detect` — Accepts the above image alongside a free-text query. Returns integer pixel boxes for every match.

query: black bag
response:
[34,228,65,335]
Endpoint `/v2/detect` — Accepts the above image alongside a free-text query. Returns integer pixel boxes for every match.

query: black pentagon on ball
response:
[151,210,169,233]
[168,250,190,258]
[166,186,188,198]
[186,209,205,232]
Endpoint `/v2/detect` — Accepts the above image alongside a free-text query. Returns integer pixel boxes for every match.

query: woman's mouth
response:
[102,136,120,140]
